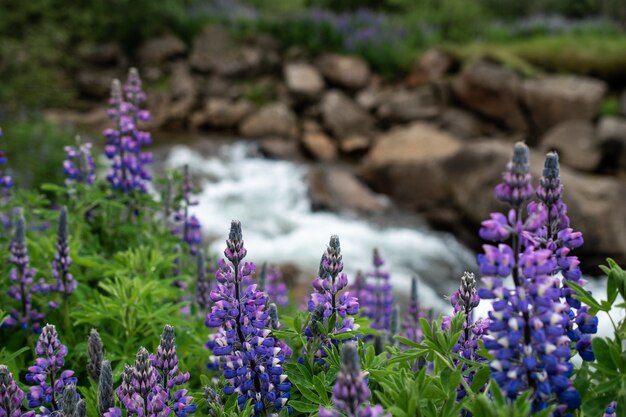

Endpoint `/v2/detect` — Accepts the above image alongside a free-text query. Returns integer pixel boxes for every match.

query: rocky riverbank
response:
[47,25,626,268]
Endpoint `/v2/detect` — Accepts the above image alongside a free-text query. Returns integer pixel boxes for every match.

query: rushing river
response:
[160,139,622,336]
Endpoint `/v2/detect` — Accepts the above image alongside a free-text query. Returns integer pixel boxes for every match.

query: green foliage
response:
[466,381,553,417]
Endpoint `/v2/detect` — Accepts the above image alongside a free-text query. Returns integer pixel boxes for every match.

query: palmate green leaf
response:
[289,400,319,413]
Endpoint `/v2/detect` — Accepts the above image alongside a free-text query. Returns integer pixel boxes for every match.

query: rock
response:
[166,63,196,122]
[194,98,254,129]
[308,166,386,214]
[321,90,373,142]
[76,69,119,98]
[452,60,527,131]
[360,122,462,210]
[523,75,607,134]
[443,141,626,266]
[284,62,324,98]
[376,87,439,123]
[597,116,626,143]
[356,87,385,111]
[439,107,495,139]
[44,106,109,128]
[316,54,370,90]
[340,135,371,154]
[259,138,302,160]
[540,120,600,172]
[597,116,626,172]
[406,48,452,87]
[77,43,122,65]
[620,90,626,117]
[139,34,186,66]
[204,75,243,99]
[301,132,337,161]
[240,103,299,139]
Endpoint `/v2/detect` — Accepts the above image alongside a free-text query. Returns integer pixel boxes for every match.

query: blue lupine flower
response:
[0,365,30,417]
[362,249,394,332]
[63,136,95,187]
[51,208,76,297]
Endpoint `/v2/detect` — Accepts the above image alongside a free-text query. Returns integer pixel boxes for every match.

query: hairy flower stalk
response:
[98,361,114,417]
[319,343,389,417]
[63,136,95,187]
[25,324,78,416]
[195,251,211,311]
[205,221,291,415]
[307,235,360,363]
[103,69,153,194]
[51,208,76,297]
[478,145,581,415]
[400,277,425,346]
[172,165,201,255]
[0,365,27,417]
[61,385,78,417]
[87,329,104,380]
[4,211,48,332]
[362,249,394,332]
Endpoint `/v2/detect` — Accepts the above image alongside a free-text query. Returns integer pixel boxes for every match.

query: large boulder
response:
[316,54,370,90]
[597,116,626,172]
[540,120,601,172]
[308,166,386,214]
[439,107,497,139]
[321,90,373,148]
[443,141,626,266]
[166,62,196,122]
[452,60,527,131]
[360,122,462,210]
[376,87,439,123]
[405,48,453,87]
[240,103,299,139]
[139,33,186,66]
[301,132,337,161]
[284,62,325,98]
[192,98,254,129]
[76,68,119,98]
[522,75,606,134]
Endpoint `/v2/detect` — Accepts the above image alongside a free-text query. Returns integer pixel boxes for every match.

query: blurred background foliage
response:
[1,0,626,113]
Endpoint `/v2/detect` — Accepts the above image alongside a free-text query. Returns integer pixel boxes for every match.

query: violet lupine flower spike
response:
[4,211,47,332]
[103,68,153,194]
[172,165,201,255]
[400,277,425,346]
[0,128,13,194]
[52,208,76,298]
[363,249,394,332]
[75,400,86,417]
[26,324,78,416]
[98,361,114,417]
[265,265,288,307]
[205,221,291,415]
[0,365,27,417]
[195,251,211,311]
[603,402,617,417]
[61,385,78,417]
[319,343,389,417]
[87,329,104,380]
[63,135,96,187]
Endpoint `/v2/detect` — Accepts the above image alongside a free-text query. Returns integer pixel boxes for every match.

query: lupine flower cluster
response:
[4,211,49,332]
[400,277,425,346]
[603,402,617,417]
[87,329,104,381]
[319,343,389,417]
[103,68,153,193]
[25,324,78,417]
[306,235,360,363]
[0,128,13,194]
[50,208,76,297]
[171,165,201,255]
[205,221,291,415]
[478,143,583,415]
[63,136,95,188]
[0,364,27,417]
[361,249,394,332]
[258,263,288,307]
[195,251,211,312]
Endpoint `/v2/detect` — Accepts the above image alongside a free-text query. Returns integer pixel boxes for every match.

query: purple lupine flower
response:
[603,402,617,417]
[151,325,196,417]
[4,211,49,332]
[349,271,368,309]
[103,68,153,194]
[171,165,201,255]
[319,343,390,417]
[306,236,360,363]
[25,324,78,416]
[362,249,394,332]
[478,146,581,414]
[260,264,288,307]
[63,136,95,187]
[400,277,425,347]
[51,208,76,297]
[87,329,103,380]
[0,128,13,193]
[196,251,211,311]
[98,361,114,417]
[0,365,29,417]
[205,221,291,416]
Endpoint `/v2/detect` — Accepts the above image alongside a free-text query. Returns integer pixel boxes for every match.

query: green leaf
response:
[289,400,320,413]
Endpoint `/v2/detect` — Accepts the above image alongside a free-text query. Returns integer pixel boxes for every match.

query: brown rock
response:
[406,48,452,87]
[77,43,122,65]
[316,54,370,90]
[284,62,324,98]
[620,90,626,117]
[340,135,371,154]
[597,116,626,143]
[597,116,626,172]
[194,99,254,129]
[321,90,373,141]
[523,76,606,134]
[139,34,186,66]
[376,87,439,123]
[439,107,496,139]
[76,69,119,98]
[240,103,299,139]
[167,62,196,122]
[259,138,302,160]
[540,120,600,172]
[360,122,462,210]
[301,132,337,161]
[308,166,386,213]
[452,60,527,131]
